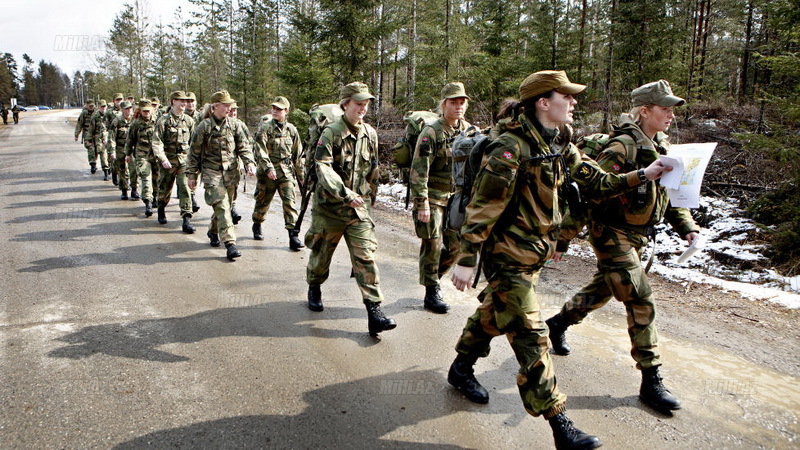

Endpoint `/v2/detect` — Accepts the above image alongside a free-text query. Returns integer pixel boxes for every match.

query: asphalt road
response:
[1,110,797,449]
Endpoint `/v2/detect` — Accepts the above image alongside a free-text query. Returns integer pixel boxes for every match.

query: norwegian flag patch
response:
[317,140,323,146]
[612,163,620,172]
[421,137,429,143]
[502,151,513,159]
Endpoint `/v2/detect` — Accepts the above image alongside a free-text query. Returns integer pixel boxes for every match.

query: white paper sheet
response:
[658,142,717,208]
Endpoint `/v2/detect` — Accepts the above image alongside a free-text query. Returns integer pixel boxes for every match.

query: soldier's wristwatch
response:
[637,169,647,183]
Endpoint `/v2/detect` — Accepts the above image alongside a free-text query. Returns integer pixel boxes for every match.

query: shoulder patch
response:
[575,162,595,181]
[421,136,429,143]
[502,151,513,160]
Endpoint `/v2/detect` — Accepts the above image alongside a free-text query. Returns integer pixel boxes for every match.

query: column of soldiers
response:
[74,76,697,450]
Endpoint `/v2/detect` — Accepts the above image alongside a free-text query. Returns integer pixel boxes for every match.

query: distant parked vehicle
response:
[38,105,51,110]
[22,106,39,111]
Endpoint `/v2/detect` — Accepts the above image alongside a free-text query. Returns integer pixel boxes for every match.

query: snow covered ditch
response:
[377,183,800,309]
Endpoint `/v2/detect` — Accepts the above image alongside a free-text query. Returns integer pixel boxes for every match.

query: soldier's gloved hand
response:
[643,159,672,180]
[267,169,277,180]
[416,209,431,223]
[161,160,172,169]
[451,265,475,292]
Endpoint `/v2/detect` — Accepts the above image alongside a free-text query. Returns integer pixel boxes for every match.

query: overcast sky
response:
[1,0,193,76]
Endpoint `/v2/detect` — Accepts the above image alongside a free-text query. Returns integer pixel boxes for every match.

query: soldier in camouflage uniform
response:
[152,91,196,233]
[410,82,472,314]
[546,80,700,415]
[252,96,305,249]
[225,102,250,226]
[304,82,396,337]
[74,100,97,173]
[125,99,158,217]
[185,91,202,213]
[448,71,673,450]
[105,93,124,185]
[108,101,136,200]
[187,90,256,261]
[89,100,111,181]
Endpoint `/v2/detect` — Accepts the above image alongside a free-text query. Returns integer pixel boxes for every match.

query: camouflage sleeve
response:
[74,111,84,139]
[108,118,118,152]
[88,114,97,139]
[291,124,304,183]
[234,121,255,168]
[567,142,641,202]
[665,205,700,238]
[125,121,138,157]
[457,135,521,267]
[253,127,274,172]
[151,116,167,164]
[315,128,357,204]
[409,126,437,211]
[186,120,206,176]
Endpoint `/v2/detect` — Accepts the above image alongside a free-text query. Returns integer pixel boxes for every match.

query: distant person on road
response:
[89,100,111,181]
[11,104,20,124]
[125,99,159,218]
[74,100,97,173]
[105,93,124,185]
[546,80,700,415]
[1,104,7,124]
[447,71,673,450]
[409,82,472,314]
[108,101,137,200]
[304,82,396,337]
[251,96,304,249]
[186,90,256,261]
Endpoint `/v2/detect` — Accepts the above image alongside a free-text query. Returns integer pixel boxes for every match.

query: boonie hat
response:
[98,99,108,107]
[138,99,153,112]
[631,80,685,107]
[186,92,197,101]
[340,82,375,102]
[230,102,239,109]
[519,70,586,101]
[120,101,132,109]
[209,90,236,104]
[441,82,470,100]
[114,93,124,101]
[86,100,95,106]
[271,96,290,110]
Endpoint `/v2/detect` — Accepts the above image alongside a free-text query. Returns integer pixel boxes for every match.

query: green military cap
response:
[114,93,124,101]
[340,82,375,102]
[120,101,133,109]
[126,94,135,99]
[209,90,236,104]
[169,90,191,101]
[230,102,239,109]
[138,99,153,112]
[441,82,470,100]
[85,100,95,106]
[519,70,586,101]
[150,96,160,105]
[631,80,685,107]
[186,92,197,101]
[271,96,290,110]
[98,99,108,107]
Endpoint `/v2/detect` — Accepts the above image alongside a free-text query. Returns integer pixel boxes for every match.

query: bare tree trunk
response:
[406,0,417,106]
[737,0,754,104]
[602,0,617,133]
[577,0,588,83]
[377,0,384,113]
[550,0,558,68]
[687,0,704,99]
[445,0,451,79]
[696,0,711,100]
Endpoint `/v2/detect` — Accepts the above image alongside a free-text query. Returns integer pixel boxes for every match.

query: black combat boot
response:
[144,200,153,217]
[546,314,573,356]
[289,229,303,250]
[423,284,449,314]
[182,215,195,234]
[120,189,128,200]
[130,188,140,199]
[157,204,167,224]
[103,169,109,181]
[90,162,97,174]
[225,242,241,261]
[207,230,221,247]
[191,193,200,212]
[307,284,323,312]
[447,354,489,404]
[640,366,681,413]
[252,222,264,240]
[231,206,242,225]
[548,411,603,450]
[365,302,397,336]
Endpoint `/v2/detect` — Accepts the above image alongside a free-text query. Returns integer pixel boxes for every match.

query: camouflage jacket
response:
[104,106,120,131]
[186,115,255,177]
[312,116,379,221]
[125,116,157,159]
[457,114,644,269]
[89,110,108,141]
[584,114,699,238]
[108,115,132,152]
[74,108,93,140]
[410,117,471,210]
[254,118,304,182]
[152,112,195,164]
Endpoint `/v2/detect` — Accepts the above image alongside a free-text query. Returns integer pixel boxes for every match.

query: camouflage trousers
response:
[92,134,109,170]
[82,137,96,166]
[157,156,192,216]
[202,168,239,244]
[305,212,383,304]
[252,169,298,230]
[559,222,660,370]
[413,205,459,286]
[135,157,159,202]
[114,149,137,192]
[455,259,566,418]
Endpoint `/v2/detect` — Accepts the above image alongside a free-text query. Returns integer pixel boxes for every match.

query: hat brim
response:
[555,82,587,95]
[140,106,154,112]
[351,93,375,101]
[655,95,685,107]
[444,94,471,100]
[271,103,289,110]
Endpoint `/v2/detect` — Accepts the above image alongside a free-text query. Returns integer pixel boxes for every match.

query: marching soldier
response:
[187,90,256,261]
[108,101,136,200]
[185,91,202,213]
[125,99,159,217]
[89,100,111,181]
[409,82,472,314]
[105,93,124,185]
[226,102,250,226]
[546,80,699,415]
[74,100,97,173]
[304,82,396,337]
[152,91,196,233]
[251,96,304,249]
